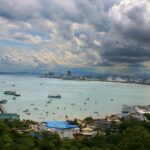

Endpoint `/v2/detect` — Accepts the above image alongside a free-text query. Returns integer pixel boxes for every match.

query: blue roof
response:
[47,121,79,129]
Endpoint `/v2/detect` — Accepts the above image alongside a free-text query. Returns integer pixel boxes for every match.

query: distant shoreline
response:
[39,76,150,86]
[0,74,149,86]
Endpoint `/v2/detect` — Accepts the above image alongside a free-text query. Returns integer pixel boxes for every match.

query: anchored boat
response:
[48,94,61,98]
[4,91,21,96]
[4,91,16,95]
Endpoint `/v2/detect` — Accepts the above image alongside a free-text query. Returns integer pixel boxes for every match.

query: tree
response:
[144,113,150,121]
[84,117,94,124]
[119,126,150,150]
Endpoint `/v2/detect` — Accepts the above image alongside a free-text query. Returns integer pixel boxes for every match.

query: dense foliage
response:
[0,117,150,150]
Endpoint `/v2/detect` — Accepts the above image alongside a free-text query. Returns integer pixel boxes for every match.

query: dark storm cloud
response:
[101,0,150,68]
[101,32,150,63]
[111,1,150,43]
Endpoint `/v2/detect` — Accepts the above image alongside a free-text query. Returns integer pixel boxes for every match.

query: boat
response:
[0,99,7,104]
[27,112,31,115]
[110,98,114,101]
[15,93,21,97]
[71,103,75,106]
[12,97,16,100]
[48,94,61,98]
[23,109,29,113]
[4,91,16,95]
[94,111,99,114]
[4,91,21,96]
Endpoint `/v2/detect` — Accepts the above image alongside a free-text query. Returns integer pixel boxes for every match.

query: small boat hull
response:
[48,95,61,98]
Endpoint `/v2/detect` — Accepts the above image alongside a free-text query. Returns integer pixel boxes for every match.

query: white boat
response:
[48,94,61,98]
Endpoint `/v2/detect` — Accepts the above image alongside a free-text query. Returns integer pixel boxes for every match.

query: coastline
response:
[39,76,150,86]
[0,73,149,86]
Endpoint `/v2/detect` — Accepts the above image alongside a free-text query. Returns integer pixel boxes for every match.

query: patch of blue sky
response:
[27,31,45,37]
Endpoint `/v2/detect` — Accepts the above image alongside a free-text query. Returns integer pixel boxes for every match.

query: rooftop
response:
[46,121,79,129]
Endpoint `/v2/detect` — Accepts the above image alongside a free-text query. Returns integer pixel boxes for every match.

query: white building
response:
[47,127,80,139]
[39,121,80,139]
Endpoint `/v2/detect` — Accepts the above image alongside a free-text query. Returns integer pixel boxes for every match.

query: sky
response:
[0,0,150,74]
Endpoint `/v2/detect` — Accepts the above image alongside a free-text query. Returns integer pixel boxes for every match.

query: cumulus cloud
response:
[0,0,149,74]
[14,32,42,44]
[109,0,150,43]
[101,0,150,69]
[0,45,101,73]
[0,0,40,20]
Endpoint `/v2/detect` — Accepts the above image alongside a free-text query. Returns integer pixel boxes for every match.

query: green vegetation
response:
[0,117,150,150]
[83,117,94,124]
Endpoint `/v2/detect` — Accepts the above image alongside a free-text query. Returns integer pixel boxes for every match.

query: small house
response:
[46,121,80,139]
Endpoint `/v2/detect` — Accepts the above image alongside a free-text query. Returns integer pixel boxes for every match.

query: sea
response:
[0,75,150,122]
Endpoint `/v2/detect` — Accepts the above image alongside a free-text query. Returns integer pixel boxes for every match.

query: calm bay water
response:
[0,75,150,121]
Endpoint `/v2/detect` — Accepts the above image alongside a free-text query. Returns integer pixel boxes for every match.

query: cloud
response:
[109,0,150,43]
[14,32,42,44]
[101,0,150,68]
[0,0,149,74]
[0,45,101,73]
[0,0,40,20]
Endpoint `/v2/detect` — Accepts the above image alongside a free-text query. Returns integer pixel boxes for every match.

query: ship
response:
[48,94,61,98]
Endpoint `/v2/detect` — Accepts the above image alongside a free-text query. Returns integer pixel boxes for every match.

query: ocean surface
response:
[0,75,150,121]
